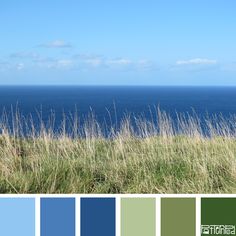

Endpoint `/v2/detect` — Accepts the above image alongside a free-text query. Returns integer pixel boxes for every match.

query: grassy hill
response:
[0,110,235,193]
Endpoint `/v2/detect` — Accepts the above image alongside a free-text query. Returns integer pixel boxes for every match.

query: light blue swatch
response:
[0,198,35,236]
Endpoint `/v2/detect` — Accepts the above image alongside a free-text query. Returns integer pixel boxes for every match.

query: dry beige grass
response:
[0,109,236,193]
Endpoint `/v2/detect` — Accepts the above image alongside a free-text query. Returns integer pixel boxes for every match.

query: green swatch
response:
[201,198,236,236]
[121,198,156,236]
[161,198,195,236]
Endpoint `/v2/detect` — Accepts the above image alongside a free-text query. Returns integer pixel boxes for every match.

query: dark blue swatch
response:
[41,198,75,236]
[81,198,116,236]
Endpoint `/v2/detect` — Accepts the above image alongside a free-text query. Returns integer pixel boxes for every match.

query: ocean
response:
[0,86,236,134]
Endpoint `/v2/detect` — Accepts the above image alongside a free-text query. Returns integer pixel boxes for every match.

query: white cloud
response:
[106,58,132,66]
[136,59,157,71]
[74,54,104,67]
[39,40,72,48]
[176,58,217,65]
[221,62,236,72]
[75,54,102,59]
[57,59,74,66]
[84,58,102,67]
[68,53,157,71]
[45,59,75,69]
[1,50,157,72]
[0,61,11,71]
[78,56,157,71]
[76,55,141,69]
[10,52,40,59]
[0,61,25,71]
[16,63,24,70]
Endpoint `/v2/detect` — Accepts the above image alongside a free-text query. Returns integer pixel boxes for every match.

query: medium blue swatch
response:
[81,198,116,236]
[41,198,75,236]
[0,198,35,236]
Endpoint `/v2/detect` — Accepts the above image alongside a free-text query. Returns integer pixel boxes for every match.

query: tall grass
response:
[0,108,236,193]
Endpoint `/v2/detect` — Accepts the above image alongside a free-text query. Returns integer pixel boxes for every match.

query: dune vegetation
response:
[0,108,236,193]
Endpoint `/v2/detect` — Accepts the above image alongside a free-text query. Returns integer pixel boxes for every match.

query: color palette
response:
[161,198,196,236]
[201,198,236,236]
[0,198,35,236]
[81,197,116,236]
[40,198,75,236]
[1,196,236,236]
[121,198,156,236]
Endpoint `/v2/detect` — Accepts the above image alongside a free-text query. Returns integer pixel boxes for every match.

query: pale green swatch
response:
[161,198,196,236]
[121,198,156,236]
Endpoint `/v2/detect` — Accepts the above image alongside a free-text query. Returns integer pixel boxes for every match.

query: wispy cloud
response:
[38,40,73,48]
[221,62,236,72]
[106,58,132,66]
[136,59,157,71]
[35,58,75,70]
[1,50,157,72]
[16,63,24,70]
[72,54,103,67]
[0,61,11,71]
[0,60,25,71]
[176,58,217,66]
[84,58,103,67]
[10,52,40,59]
[50,59,74,69]
[75,54,157,71]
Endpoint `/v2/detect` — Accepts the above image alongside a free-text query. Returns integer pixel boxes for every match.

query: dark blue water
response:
[0,86,236,135]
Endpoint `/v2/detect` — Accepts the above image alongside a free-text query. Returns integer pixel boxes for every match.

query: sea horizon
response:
[0,85,236,135]
[1,84,236,87]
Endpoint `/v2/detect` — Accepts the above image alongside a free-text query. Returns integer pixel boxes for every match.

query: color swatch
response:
[40,198,75,236]
[81,197,116,236]
[201,198,236,236]
[0,198,35,236]
[161,198,196,236]
[121,198,156,236]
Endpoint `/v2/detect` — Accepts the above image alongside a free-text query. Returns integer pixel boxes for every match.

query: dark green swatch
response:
[201,198,236,236]
[161,198,196,236]
[121,198,156,236]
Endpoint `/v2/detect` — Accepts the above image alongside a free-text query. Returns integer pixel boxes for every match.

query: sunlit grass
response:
[0,108,236,193]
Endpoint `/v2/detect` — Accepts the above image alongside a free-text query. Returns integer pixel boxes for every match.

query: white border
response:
[35,196,40,236]
[156,196,161,236]
[76,196,80,236]
[196,196,201,236]
[116,196,121,236]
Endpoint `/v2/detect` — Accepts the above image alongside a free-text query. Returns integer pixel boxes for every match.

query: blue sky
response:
[1,0,236,85]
